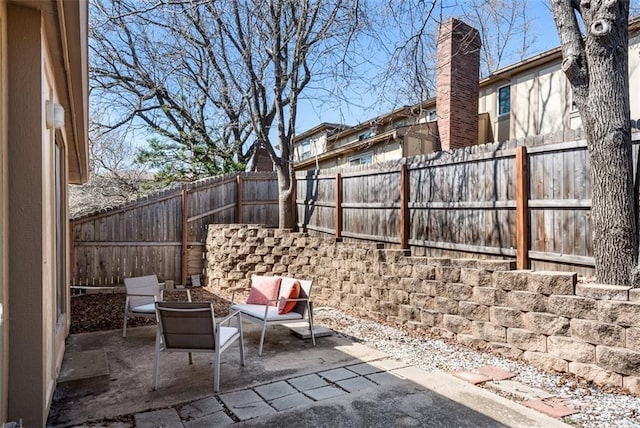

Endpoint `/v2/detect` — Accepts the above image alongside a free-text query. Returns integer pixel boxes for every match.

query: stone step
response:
[287,323,333,340]
[485,379,555,401]
[54,349,110,400]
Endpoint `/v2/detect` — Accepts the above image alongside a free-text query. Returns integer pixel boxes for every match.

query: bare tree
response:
[460,0,535,75]
[90,0,252,181]
[90,0,365,228]
[551,1,636,286]
[170,0,362,228]
[371,0,537,109]
[69,121,153,218]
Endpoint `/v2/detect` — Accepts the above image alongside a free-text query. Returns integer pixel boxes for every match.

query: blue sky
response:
[295,1,561,134]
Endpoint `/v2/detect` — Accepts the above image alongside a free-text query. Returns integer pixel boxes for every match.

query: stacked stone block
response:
[206,224,640,395]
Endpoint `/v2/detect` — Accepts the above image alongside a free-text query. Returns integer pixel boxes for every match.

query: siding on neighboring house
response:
[294,18,640,171]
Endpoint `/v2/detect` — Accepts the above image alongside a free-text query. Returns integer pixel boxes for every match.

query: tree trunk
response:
[583,13,636,286]
[276,163,295,229]
[552,2,636,286]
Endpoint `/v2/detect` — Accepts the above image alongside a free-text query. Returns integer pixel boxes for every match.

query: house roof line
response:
[323,99,435,144]
[295,15,640,154]
[482,15,640,84]
[295,122,348,141]
[296,128,404,168]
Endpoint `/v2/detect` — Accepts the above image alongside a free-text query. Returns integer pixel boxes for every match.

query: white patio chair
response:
[122,274,191,337]
[153,301,245,392]
[231,277,315,356]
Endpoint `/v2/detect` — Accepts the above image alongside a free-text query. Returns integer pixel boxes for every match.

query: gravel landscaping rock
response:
[314,307,640,428]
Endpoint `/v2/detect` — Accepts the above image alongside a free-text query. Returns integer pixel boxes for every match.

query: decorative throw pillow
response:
[246,275,281,306]
[278,280,301,314]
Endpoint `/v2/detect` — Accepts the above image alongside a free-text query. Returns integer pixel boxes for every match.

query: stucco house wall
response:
[0,1,88,425]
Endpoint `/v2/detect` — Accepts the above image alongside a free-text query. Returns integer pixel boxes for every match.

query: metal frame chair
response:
[153,301,245,392]
[122,275,191,337]
[231,277,315,356]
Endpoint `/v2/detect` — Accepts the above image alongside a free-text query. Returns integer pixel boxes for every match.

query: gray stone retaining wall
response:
[205,224,640,395]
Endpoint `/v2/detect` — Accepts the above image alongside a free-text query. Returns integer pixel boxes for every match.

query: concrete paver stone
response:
[269,392,315,411]
[287,374,329,391]
[334,343,388,361]
[58,349,109,382]
[370,358,410,371]
[523,398,578,418]
[391,366,437,386]
[318,367,358,382]
[487,380,555,401]
[477,365,517,381]
[450,370,492,385]
[304,385,348,401]
[218,389,277,421]
[183,411,234,428]
[77,421,131,428]
[219,389,264,407]
[254,381,298,401]
[229,401,276,421]
[346,362,384,376]
[336,376,378,393]
[134,408,183,428]
[288,323,333,339]
[366,371,405,386]
[234,371,568,428]
[179,396,223,419]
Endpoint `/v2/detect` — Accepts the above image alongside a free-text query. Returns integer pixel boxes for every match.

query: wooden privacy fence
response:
[71,172,278,286]
[296,133,640,273]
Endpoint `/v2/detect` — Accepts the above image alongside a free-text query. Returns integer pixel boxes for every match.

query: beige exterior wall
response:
[373,141,402,163]
[0,1,88,425]
[479,34,640,141]
[0,1,7,422]
[629,32,640,126]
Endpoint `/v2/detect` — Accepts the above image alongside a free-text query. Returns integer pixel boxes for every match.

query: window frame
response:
[497,84,511,117]
[348,151,373,166]
[300,140,311,160]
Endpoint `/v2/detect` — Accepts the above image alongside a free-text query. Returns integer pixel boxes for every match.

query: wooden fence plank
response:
[181,189,188,286]
[77,136,640,285]
[236,175,243,224]
[400,164,409,249]
[335,173,342,239]
[515,146,530,269]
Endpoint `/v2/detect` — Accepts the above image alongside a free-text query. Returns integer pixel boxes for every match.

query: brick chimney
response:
[435,18,481,151]
[251,143,273,171]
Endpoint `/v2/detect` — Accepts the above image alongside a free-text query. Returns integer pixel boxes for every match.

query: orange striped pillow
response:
[278,280,301,314]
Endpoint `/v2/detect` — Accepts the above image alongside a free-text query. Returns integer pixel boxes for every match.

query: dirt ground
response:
[70,287,235,334]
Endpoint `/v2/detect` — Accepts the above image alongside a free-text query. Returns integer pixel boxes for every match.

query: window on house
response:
[498,85,511,116]
[426,109,437,122]
[349,152,373,166]
[301,140,311,160]
[358,131,372,141]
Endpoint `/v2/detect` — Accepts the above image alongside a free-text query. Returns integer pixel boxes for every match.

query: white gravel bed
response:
[314,307,640,428]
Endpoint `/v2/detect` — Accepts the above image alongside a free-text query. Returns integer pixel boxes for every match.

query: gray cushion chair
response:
[153,301,245,392]
[122,275,191,337]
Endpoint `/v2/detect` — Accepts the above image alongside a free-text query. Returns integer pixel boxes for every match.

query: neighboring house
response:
[294,17,640,170]
[294,106,441,170]
[0,1,89,425]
